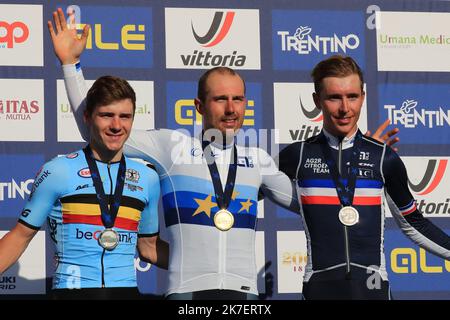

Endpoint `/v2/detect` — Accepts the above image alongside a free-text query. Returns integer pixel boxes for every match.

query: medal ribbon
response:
[83,146,126,228]
[319,130,362,207]
[202,140,238,211]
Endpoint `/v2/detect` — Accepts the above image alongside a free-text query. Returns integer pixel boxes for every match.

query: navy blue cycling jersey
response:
[18,150,160,289]
[279,129,450,284]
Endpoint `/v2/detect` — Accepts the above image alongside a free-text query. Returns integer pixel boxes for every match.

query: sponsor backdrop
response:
[0,0,449,299]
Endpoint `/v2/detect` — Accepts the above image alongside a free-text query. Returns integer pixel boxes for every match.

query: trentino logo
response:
[0,155,44,217]
[385,99,450,129]
[379,84,450,145]
[278,26,360,55]
[272,10,365,71]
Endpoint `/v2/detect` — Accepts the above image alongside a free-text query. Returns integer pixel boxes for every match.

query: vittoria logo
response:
[192,11,235,47]
[408,159,447,196]
[165,8,260,69]
[300,96,322,122]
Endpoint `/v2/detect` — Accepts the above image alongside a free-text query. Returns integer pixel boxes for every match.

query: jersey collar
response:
[322,128,358,150]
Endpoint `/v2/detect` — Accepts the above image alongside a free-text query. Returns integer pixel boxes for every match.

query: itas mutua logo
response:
[0,21,29,49]
[408,159,449,215]
[385,99,450,129]
[0,99,39,121]
[184,11,244,67]
[277,26,360,55]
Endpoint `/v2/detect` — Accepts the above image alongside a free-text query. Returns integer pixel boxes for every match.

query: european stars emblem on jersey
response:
[238,199,253,213]
[192,194,217,218]
[192,190,253,218]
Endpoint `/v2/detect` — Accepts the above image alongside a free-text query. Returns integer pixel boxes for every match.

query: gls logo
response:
[0,21,29,48]
[175,99,255,126]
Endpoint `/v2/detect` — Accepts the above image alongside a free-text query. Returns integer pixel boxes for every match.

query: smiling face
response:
[195,70,246,139]
[84,99,134,162]
[313,74,365,138]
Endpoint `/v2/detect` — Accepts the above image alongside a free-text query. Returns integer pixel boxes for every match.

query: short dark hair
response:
[311,55,364,94]
[197,67,246,103]
[85,76,136,116]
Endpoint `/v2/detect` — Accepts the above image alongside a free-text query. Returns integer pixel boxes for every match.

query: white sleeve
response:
[124,128,190,177]
[257,148,300,213]
[61,63,181,173]
[62,63,90,141]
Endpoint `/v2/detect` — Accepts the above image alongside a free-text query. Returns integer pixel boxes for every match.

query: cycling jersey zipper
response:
[100,162,114,288]
[338,141,351,278]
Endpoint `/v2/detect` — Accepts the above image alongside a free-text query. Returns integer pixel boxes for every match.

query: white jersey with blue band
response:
[63,63,299,295]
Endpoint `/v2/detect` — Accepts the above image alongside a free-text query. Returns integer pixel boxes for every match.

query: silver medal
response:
[338,206,359,226]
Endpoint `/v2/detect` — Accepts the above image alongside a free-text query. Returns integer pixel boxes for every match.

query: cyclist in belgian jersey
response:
[279,55,450,299]
[0,76,168,299]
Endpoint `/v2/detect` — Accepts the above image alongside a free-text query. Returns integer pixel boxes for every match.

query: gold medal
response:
[214,209,234,231]
[338,206,359,226]
[98,228,119,251]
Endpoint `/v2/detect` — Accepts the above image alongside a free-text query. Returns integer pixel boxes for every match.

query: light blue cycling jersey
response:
[18,150,160,289]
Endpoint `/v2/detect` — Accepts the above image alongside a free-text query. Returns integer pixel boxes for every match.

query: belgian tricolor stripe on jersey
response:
[60,194,145,231]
